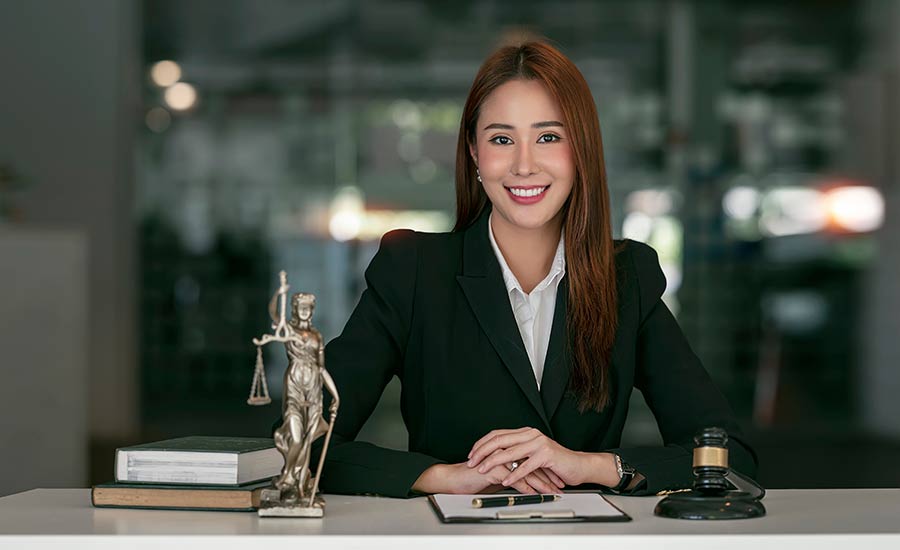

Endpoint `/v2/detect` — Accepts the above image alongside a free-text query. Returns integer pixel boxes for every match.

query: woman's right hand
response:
[412,462,564,495]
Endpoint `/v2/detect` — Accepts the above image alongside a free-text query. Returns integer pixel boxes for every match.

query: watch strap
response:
[610,454,635,492]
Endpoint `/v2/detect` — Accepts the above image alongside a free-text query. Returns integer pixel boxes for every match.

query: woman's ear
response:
[468,141,478,166]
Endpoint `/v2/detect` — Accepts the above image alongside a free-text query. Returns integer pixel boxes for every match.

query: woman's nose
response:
[511,144,539,176]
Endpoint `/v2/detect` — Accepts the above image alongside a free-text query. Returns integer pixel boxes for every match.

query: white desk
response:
[0,488,898,549]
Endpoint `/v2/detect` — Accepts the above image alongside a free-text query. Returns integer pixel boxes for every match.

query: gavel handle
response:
[725,469,766,500]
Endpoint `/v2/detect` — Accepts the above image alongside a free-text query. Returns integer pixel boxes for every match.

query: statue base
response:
[257,488,325,518]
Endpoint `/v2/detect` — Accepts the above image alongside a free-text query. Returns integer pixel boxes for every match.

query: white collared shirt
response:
[488,213,566,390]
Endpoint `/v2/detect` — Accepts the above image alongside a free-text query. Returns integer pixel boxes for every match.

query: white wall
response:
[0,0,140,455]
[0,231,88,495]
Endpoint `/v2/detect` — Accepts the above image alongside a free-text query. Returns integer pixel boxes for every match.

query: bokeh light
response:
[144,107,171,133]
[150,60,182,87]
[164,83,197,111]
[825,186,884,233]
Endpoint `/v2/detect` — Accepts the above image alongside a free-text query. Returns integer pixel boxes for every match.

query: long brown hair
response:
[454,40,618,413]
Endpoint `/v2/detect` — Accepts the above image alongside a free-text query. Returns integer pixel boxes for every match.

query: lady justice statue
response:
[248,271,339,517]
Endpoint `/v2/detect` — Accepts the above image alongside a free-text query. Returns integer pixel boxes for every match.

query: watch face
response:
[611,460,636,492]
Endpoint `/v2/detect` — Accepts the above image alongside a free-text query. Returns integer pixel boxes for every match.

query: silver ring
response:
[509,461,519,472]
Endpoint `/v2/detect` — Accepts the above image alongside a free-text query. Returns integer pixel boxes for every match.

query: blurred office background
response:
[1,0,898,496]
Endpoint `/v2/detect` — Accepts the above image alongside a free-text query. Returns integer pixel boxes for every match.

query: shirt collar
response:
[488,212,566,296]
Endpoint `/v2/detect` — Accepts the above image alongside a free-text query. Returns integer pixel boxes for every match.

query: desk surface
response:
[1,488,898,548]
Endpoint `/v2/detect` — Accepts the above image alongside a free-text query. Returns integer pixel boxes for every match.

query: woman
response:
[313,40,757,498]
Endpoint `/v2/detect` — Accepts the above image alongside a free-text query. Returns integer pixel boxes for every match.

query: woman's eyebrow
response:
[482,120,565,131]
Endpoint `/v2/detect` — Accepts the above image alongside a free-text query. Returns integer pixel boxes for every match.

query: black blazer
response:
[312,208,757,498]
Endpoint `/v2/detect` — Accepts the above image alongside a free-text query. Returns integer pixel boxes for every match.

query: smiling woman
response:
[456,41,617,419]
[308,39,758,499]
[470,79,574,249]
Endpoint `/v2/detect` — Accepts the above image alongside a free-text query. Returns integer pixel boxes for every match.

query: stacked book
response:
[91,436,284,511]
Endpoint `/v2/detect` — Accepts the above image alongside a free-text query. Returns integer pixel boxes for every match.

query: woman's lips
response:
[505,185,550,205]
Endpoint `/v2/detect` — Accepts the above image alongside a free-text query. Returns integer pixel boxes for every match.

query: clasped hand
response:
[464,427,596,494]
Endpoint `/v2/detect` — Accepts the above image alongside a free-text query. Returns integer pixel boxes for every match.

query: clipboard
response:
[428,493,632,524]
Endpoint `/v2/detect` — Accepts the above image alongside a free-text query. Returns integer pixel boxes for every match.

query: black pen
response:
[471,494,561,508]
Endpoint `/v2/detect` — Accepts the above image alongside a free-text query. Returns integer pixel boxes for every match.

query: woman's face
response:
[470,78,575,234]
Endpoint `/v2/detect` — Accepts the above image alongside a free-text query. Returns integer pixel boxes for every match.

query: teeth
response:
[508,186,548,198]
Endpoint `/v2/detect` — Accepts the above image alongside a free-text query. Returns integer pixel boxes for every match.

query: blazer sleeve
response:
[307,229,444,498]
[608,240,759,495]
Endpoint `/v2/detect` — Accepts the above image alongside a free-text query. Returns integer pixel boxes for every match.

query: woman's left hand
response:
[466,427,614,488]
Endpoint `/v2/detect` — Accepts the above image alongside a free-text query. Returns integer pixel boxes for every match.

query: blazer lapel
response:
[539,275,570,421]
[456,208,552,432]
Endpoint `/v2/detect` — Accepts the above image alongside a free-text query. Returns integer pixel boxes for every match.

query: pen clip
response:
[495,509,576,520]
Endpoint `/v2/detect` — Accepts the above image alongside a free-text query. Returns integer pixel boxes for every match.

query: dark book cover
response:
[118,436,274,454]
[91,480,273,511]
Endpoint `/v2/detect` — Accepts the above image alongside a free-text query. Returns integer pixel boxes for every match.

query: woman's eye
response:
[538,134,561,143]
[489,136,513,145]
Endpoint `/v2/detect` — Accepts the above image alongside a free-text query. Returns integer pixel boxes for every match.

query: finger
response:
[477,440,540,473]
[474,448,508,473]
[476,447,520,473]
[526,471,559,494]
[467,427,533,461]
[486,463,546,494]
[469,430,542,468]
[511,479,537,494]
[502,455,544,488]
[542,468,566,488]
[533,468,564,492]
[468,428,530,458]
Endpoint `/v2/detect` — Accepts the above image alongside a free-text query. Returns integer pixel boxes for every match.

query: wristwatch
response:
[611,454,635,492]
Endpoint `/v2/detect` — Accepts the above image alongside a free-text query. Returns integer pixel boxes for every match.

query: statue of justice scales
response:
[247,271,340,517]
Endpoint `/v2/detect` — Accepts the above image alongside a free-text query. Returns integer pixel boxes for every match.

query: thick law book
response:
[115,436,283,485]
[91,480,271,511]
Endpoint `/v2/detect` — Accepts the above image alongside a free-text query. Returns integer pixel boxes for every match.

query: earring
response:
[476,168,483,183]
